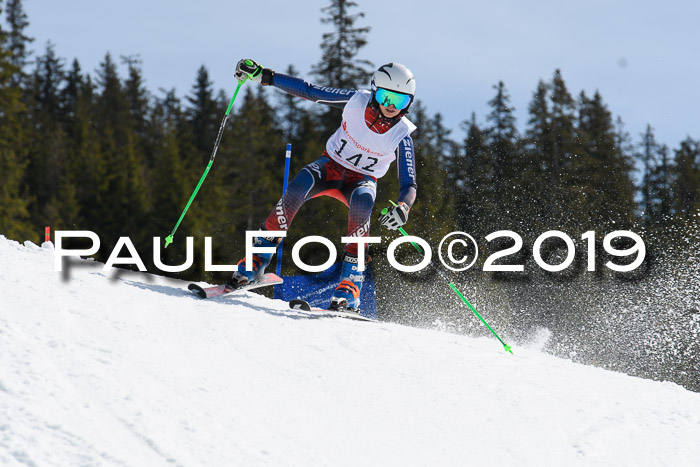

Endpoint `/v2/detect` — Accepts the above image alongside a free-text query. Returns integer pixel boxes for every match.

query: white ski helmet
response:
[370,63,416,112]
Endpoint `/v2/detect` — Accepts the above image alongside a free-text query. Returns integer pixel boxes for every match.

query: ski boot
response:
[229,235,278,286]
[329,253,364,313]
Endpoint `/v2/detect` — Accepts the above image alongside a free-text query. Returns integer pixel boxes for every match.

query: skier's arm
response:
[396,136,417,208]
[379,136,417,230]
[235,59,356,108]
[262,70,356,109]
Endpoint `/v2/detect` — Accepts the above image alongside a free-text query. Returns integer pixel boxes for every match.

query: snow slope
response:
[1,235,700,466]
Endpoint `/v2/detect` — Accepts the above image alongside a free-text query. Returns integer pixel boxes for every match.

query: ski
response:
[288,299,376,322]
[189,273,283,299]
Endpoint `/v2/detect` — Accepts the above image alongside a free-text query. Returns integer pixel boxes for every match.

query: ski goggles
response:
[375,88,412,110]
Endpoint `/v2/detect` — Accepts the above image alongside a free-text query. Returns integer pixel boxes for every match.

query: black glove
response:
[379,202,409,230]
[235,59,264,82]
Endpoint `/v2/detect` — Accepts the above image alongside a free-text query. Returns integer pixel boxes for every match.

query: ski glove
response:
[235,59,264,83]
[379,202,410,230]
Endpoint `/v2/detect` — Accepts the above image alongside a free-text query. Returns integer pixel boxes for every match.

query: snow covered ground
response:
[1,235,700,466]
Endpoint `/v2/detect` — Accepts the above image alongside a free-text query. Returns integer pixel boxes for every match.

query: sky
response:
[22,0,700,152]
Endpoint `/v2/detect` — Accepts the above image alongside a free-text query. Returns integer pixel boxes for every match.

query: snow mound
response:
[1,234,700,466]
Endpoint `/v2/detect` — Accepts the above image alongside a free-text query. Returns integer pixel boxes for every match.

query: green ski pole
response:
[164,75,247,248]
[381,202,513,354]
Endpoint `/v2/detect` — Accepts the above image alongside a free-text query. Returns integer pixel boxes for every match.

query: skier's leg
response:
[232,156,334,285]
[344,179,377,256]
[330,176,377,311]
[262,169,314,231]
[262,156,336,231]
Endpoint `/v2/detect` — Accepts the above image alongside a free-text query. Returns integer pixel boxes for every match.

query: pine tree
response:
[150,88,189,240]
[647,143,673,225]
[634,125,675,227]
[576,90,636,228]
[548,69,579,226]
[25,42,84,231]
[485,81,521,227]
[4,0,32,87]
[95,52,130,134]
[60,58,85,134]
[26,42,65,209]
[91,52,151,253]
[313,0,372,134]
[456,113,492,236]
[186,65,219,164]
[30,42,64,117]
[227,88,285,229]
[455,113,486,191]
[314,0,372,89]
[61,59,101,223]
[121,55,149,145]
[91,53,123,241]
[614,116,635,173]
[672,137,700,218]
[523,79,553,226]
[0,1,33,240]
[523,71,586,230]
[487,82,519,143]
[637,124,659,226]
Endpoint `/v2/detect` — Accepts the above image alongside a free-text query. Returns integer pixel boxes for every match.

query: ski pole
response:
[275,143,292,277]
[164,76,247,248]
[381,202,512,354]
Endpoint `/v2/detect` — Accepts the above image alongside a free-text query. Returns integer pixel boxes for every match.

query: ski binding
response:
[288,299,376,322]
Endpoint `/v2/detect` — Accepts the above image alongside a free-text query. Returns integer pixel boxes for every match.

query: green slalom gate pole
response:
[381,202,512,354]
[164,77,247,248]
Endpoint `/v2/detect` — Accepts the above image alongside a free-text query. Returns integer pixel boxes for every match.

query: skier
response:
[231,59,418,312]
